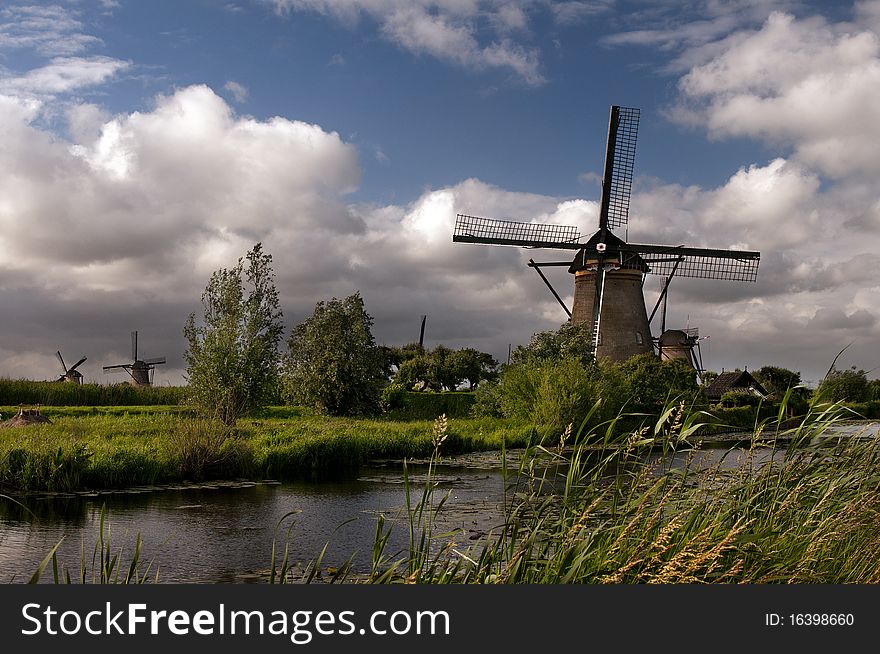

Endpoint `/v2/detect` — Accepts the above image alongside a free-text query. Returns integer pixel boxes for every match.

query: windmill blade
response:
[453,214,583,249]
[598,106,639,231]
[131,331,138,361]
[103,364,131,373]
[56,350,67,373]
[69,356,87,371]
[144,357,166,365]
[617,243,760,281]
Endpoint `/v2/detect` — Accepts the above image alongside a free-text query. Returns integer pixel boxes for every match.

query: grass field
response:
[0,404,535,492]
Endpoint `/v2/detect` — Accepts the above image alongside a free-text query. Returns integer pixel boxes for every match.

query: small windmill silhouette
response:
[103,331,166,386]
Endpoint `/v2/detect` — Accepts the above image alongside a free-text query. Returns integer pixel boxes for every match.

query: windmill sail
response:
[453,214,582,249]
[614,243,759,281]
[599,106,639,231]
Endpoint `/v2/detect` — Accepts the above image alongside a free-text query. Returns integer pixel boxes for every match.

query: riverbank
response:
[0,405,536,493]
[4,399,878,495]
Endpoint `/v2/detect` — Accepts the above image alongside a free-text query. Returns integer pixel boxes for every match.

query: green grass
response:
[0,405,534,492]
[0,378,186,407]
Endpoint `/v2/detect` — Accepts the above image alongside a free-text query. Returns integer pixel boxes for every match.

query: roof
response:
[568,230,649,274]
[705,370,768,401]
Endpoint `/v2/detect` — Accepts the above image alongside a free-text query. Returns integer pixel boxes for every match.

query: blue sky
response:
[3,0,880,386]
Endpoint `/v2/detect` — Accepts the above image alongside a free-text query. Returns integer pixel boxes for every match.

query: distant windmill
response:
[453,105,761,363]
[102,330,166,386]
[55,351,87,384]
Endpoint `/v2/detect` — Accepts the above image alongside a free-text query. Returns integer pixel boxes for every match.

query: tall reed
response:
[355,396,880,583]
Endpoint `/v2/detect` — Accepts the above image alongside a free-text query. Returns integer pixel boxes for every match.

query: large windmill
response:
[55,351,87,384]
[453,105,760,362]
[102,330,166,386]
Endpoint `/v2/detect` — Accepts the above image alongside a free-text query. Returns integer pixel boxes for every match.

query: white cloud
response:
[223,80,249,103]
[0,56,130,96]
[3,80,879,384]
[271,0,546,85]
[551,1,614,25]
[0,5,102,56]
[669,9,880,179]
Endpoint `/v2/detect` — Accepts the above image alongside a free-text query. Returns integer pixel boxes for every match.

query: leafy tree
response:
[428,344,458,391]
[511,322,594,366]
[392,345,497,391]
[395,355,434,391]
[183,243,284,425]
[283,292,386,415]
[449,348,498,390]
[818,366,870,403]
[598,353,701,413]
[754,366,804,400]
[870,379,880,402]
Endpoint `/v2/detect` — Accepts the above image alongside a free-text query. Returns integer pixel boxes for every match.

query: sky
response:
[2,0,880,388]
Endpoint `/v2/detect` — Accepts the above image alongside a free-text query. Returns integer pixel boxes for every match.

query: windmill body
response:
[452,105,760,364]
[102,331,166,386]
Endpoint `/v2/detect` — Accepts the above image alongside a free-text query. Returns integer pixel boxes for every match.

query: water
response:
[0,456,516,583]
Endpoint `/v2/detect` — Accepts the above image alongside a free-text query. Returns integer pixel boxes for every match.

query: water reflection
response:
[0,462,512,583]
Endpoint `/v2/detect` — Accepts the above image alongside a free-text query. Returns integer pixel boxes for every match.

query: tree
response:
[511,322,594,366]
[183,243,284,425]
[598,353,701,413]
[448,348,498,390]
[391,345,498,391]
[284,292,386,415]
[818,366,870,403]
[754,366,803,400]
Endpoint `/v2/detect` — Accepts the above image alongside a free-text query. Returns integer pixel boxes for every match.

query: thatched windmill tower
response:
[103,331,166,386]
[453,105,761,362]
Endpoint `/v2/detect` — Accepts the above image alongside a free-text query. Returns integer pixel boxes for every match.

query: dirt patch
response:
[0,407,52,428]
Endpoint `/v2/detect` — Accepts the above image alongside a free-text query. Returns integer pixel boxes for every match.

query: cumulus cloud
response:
[270,0,546,85]
[0,84,582,383]
[669,9,880,179]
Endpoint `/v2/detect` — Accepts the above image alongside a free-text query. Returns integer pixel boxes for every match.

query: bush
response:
[385,391,477,420]
[380,383,408,411]
[0,379,185,406]
[488,357,599,436]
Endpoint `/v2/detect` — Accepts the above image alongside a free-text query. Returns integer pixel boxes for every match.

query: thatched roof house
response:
[705,370,768,403]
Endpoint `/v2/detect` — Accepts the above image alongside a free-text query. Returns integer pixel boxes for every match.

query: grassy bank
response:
[0,405,533,492]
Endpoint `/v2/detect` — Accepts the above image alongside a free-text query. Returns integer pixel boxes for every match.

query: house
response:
[704,370,768,404]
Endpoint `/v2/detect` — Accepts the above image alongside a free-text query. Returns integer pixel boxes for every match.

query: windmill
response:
[452,105,761,363]
[102,330,166,386]
[55,351,87,384]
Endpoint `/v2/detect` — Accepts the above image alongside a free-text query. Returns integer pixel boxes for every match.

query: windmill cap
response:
[568,230,649,273]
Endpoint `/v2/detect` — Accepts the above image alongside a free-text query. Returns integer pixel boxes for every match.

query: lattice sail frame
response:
[454,214,760,282]
[603,106,639,230]
[622,247,760,282]
[454,213,582,248]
